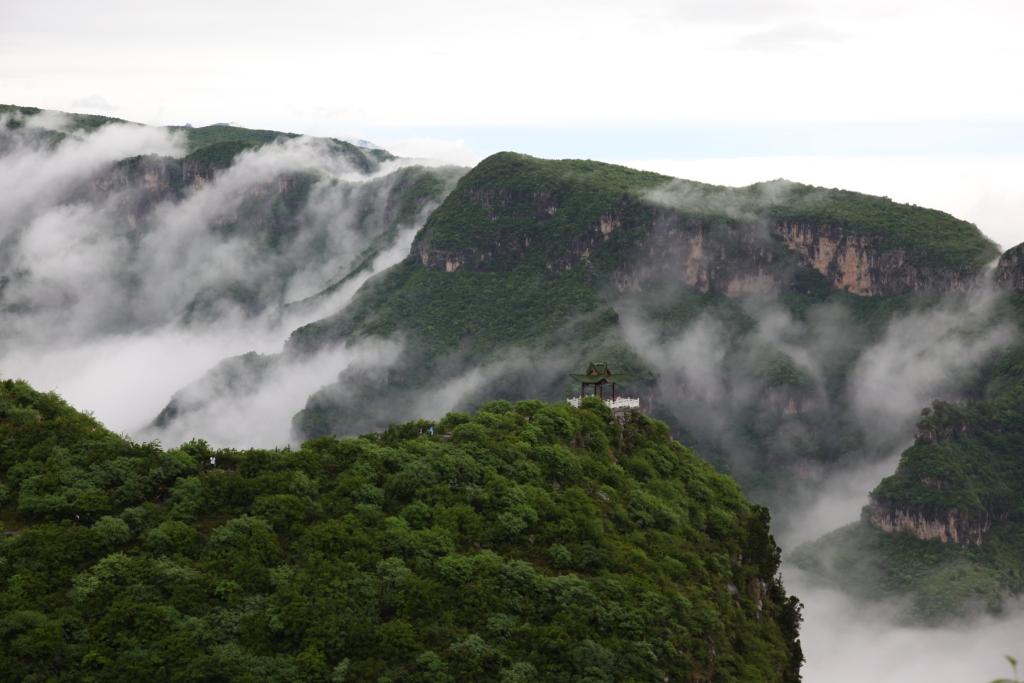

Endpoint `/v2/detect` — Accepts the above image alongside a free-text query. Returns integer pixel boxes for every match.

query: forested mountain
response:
[3,104,1022,637]
[272,152,1005,506]
[792,254,1024,623]
[0,379,802,682]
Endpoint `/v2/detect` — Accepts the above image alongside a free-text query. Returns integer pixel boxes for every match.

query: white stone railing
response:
[566,396,640,410]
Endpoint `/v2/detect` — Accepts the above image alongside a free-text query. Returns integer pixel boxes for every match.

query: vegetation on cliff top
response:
[0,379,802,682]
[419,152,998,270]
[1,103,392,173]
[288,152,980,489]
[792,329,1024,624]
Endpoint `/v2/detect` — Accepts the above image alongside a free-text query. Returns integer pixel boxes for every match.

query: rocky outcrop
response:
[415,196,794,296]
[774,221,974,295]
[606,211,787,296]
[764,385,820,418]
[995,242,1024,293]
[863,500,995,546]
[413,186,981,297]
[92,154,220,196]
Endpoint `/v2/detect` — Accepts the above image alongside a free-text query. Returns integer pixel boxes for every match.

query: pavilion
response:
[567,361,640,412]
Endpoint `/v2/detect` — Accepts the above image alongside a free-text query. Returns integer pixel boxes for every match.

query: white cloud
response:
[623,156,1024,251]
[70,94,116,112]
[789,568,1024,683]
[380,137,482,167]
[2,1,1023,128]
[0,114,451,442]
[147,338,405,449]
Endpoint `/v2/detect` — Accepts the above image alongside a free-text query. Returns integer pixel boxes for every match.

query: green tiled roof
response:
[570,361,630,384]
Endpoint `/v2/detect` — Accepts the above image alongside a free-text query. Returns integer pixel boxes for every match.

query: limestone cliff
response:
[863,377,1024,547]
[996,241,1024,292]
[411,153,997,298]
[794,352,1024,623]
[863,500,995,545]
[774,221,976,296]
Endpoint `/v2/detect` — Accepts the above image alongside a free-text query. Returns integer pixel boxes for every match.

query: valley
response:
[1,105,1023,681]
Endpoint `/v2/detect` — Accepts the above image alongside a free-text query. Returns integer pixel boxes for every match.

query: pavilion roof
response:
[569,361,633,384]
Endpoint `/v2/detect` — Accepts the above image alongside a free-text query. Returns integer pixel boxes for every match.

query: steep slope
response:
[0,105,463,339]
[996,241,1024,293]
[791,285,1024,623]
[292,153,998,359]
[281,152,1001,501]
[409,153,995,294]
[0,379,802,682]
[1,103,388,171]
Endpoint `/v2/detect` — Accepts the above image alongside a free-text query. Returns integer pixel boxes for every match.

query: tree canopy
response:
[0,380,801,682]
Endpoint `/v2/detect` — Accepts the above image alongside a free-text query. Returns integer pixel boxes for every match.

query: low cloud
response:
[69,94,117,112]
[789,567,1024,683]
[623,156,1024,252]
[147,338,404,449]
[0,111,456,444]
[848,283,1016,452]
[380,136,482,167]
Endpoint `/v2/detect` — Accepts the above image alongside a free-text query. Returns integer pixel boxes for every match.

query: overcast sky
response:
[2,0,1022,247]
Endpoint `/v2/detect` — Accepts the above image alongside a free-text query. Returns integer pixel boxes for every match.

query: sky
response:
[2,0,1023,246]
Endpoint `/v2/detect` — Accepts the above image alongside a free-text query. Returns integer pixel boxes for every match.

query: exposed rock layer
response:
[414,189,984,297]
[863,501,993,545]
[774,221,973,296]
[996,242,1024,293]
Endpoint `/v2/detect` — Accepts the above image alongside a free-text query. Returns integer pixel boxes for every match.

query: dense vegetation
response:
[792,519,1024,625]
[0,103,122,132]
[0,380,802,682]
[291,262,602,358]
[419,153,997,270]
[752,181,998,269]
[792,328,1024,624]
[290,152,989,502]
[871,382,1024,517]
[0,103,391,172]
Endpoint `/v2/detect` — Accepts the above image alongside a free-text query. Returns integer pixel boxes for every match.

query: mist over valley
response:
[1,100,1022,682]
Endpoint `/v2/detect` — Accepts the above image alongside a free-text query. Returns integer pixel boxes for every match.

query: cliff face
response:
[774,221,975,296]
[92,154,219,196]
[863,376,1024,547]
[83,154,224,222]
[417,207,978,297]
[411,154,995,297]
[293,153,1001,472]
[996,242,1024,292]
[794,348,1024,623]
[863,500,994,545]
[604,209,785,296]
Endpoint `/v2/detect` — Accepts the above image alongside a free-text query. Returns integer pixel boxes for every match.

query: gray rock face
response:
[996,242,1024,293]
[863,500,994,546]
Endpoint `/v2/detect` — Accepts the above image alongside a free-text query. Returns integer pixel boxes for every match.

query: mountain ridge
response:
[792,286,1024,623]
[276,152,1006,498]
[0,378,803,681]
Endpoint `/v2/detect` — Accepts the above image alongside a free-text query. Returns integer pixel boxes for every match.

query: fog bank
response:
[789,567,1024,683]
[0,112,451,445]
